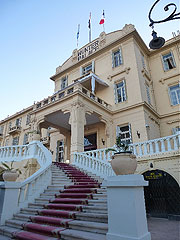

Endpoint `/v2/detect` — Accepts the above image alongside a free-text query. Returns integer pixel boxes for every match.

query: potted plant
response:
[0,161,22,181]
[106,136,137,175]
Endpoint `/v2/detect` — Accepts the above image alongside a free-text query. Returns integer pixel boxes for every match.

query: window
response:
[16,118,22,127]
[0,125,4,135]
[116,124,132,144]
[141,53,146,69]
[23,133,29,145]
[12,136,19,145]
[9,122,12,130]
[112,49,123,68]
[162,52,176,71]
[26,114,31,125]
[172,127,180,135]
[169,84,180,105]
[145,85,151,104]
[61,76,68,90]
[114,80,126,103]
[82,64,92,75]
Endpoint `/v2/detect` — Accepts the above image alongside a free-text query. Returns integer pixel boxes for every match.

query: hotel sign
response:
[78,40,99,61]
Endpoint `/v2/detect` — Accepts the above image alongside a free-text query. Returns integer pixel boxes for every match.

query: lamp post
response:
[148,0,180,49]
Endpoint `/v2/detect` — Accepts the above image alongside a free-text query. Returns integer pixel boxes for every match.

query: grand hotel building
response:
[0,24,179,184]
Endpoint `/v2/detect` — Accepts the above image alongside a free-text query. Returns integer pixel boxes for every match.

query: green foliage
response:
[0,161,22,175]
[105,136,130,154]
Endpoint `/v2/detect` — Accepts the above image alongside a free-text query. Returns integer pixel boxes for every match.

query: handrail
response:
[0,141,52,218]
[72,132,180,179]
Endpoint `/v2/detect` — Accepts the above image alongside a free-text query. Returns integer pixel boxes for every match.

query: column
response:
[69,101,86,155]
[106,174,151,240]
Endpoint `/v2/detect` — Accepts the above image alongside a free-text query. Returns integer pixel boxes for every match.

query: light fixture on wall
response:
[136,131,141,139]
[101,138,105,145]
[150,163,154,168]
[148,0,180,49]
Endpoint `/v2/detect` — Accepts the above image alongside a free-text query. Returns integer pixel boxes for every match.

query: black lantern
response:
[148,0,180,49]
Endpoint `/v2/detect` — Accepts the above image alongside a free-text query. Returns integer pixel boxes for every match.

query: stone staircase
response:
[0,163,108,239]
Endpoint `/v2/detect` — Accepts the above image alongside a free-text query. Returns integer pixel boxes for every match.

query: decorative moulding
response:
[72,49,78,62]
[141,68,151,82]
[166,119,180,124]
[159,73,180,85]
[99,31,106,48]
[108,67,131,81]
[56,66,62,74]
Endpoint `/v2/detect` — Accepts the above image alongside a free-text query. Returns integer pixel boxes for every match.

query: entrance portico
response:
[33,86,113,162]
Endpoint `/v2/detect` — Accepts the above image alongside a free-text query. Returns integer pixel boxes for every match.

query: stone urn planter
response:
[110,152,137,175]
[2,170,19,181]
[106,136,137,175]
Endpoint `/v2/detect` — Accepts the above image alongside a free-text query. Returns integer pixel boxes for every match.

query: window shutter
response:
[119,48,123,65]
[80,67,83,76]
[112,51,115,68]
[114,84,117,104]
[122,80,126,101]
[128,123,132,143]
[92,60,95,73]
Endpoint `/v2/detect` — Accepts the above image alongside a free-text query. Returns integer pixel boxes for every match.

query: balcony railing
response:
[72,132,180,179]
[34,82,111,112]
[8,126,21,134]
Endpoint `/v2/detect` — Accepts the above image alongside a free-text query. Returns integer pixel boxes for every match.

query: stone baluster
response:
[160,139,165,152]
[143,143,148,155]
[149,142,154,154]
[173,136,178,150]
[18,185,26,206]
[99,150,102,160]
[166,137,172,151]
[155,140,160,153]
[138,144,143,156]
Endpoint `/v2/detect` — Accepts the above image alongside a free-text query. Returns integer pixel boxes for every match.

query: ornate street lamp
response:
[148,0,180,49]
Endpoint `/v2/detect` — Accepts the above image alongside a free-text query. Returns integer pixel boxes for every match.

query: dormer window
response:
[162,52,176,71]
[61,76,68,90]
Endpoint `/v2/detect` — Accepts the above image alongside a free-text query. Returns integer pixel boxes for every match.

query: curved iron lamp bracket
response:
[149,0,180,28]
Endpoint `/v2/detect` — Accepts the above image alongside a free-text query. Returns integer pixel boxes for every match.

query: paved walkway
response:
[147,218,180,240]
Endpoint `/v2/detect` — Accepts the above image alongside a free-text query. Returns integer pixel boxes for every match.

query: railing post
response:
[106,175,151,240]
[0,182,21,225]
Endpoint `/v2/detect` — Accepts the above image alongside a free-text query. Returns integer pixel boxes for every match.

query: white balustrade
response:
[0,141,52,224]
[72,132,180,179]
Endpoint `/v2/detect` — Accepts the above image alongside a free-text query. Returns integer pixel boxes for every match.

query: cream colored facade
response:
[0,24,179,181]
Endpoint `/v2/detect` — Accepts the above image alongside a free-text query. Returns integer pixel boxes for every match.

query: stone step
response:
[82,205,107,213]
[5,219,25,229]
[0,225,19,238]
[13,213,34,221]
[69,220,108,234]
[76,212,108,223]
[20,208,38,215]
[0,234,11,239]
[61,229,106,240]
[28,203,45,209]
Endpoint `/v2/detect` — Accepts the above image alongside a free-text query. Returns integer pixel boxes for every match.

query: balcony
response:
[33,74,111,112]
[8,126,21,135]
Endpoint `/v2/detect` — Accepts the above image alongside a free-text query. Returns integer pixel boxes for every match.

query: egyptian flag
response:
[99,10,105,25]
[88,12,91,29]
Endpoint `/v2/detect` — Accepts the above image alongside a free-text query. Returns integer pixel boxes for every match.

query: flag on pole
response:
[88,12,91,29]
[99,10,105,25]
[77,24,80,47]
[88,12,91,42]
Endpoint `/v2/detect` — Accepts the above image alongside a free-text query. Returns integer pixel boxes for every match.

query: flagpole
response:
[88,12,91,43]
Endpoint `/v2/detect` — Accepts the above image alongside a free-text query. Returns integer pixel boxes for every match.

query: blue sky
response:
[0,0,179,121]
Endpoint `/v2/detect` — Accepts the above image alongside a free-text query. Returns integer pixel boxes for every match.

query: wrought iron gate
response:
[143,170,180,218]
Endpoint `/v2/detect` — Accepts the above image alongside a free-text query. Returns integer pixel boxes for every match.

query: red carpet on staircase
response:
[12,162,101,240]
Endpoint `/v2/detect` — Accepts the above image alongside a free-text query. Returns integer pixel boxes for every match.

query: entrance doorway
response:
[56,140,64,162]
[143,170,180,218]
[84,133,97,151]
